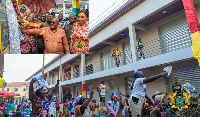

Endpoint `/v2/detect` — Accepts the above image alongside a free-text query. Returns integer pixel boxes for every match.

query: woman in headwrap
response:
[128,70,168,117]
[74,91,94,117]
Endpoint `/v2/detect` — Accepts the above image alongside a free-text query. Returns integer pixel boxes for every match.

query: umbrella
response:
[0,91,9,95]
[21,0,56,15]
[2,92,20,98]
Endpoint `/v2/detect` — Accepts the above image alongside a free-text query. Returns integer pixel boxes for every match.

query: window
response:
[14,88,18,91]
[23,88,26,91]
[85,57,93,75]
[101,49,112,70]
[74,65,80,78]
[7,88,9,91]
[2,88,4,91]
[64,67,71,81]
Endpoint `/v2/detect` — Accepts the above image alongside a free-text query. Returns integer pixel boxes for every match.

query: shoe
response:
[163,66,172,77]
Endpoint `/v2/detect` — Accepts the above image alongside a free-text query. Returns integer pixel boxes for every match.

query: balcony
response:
[63,67,81,81]
[83,49,133,75]
[136,25,192,60]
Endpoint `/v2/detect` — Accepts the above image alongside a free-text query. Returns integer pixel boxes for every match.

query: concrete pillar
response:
[82,81,86,98]
[63,1,66,16]
[81,54,86,98]
[128,24,137,63]
[59,64,62,102]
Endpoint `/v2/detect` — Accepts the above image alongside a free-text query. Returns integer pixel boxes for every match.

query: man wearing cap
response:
[46,12,55,26]
[65,14,76,50]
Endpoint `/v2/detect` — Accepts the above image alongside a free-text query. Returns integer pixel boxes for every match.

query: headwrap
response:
[74,95,83,105]
[133,71,143,78]
[20,6,26,11]
[32,76,51,89]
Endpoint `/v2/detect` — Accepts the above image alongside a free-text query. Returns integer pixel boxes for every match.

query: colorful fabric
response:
[32,77,51,89]
[0,0,10,54]
[31,95,49,117]
[23,27,70,54]
[182,0,200,66]
[71,23,89,54]
[20,22,37,54]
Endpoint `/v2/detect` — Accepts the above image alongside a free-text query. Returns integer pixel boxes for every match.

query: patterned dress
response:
[71,23,89,54]
[31,95,50,117]
[20,25,37,54]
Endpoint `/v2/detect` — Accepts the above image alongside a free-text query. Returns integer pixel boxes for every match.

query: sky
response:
[89,0,128,28]
[3,0,126,83]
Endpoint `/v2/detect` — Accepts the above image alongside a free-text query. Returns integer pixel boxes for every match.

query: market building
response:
[26,0,200,102]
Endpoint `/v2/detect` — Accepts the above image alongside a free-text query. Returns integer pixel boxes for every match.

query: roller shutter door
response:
[167,65,200,93]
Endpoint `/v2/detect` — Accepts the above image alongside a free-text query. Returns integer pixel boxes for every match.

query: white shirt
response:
[132,78,146,98]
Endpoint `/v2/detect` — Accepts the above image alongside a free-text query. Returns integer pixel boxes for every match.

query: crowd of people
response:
[10,0,89,54]
[0,68,200,117]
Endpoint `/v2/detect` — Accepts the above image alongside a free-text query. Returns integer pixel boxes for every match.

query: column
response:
[81,54,86,98]
[63,1,66,16]
[82,81,86,98]
[59,64,62,102]
[128,24,137,62]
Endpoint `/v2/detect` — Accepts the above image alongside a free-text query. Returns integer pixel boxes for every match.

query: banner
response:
[182,0,200,66]
[39,101,50,117]
[0,0,10,54]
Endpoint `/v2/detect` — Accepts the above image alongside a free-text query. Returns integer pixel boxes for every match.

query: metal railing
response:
[63,67,81,81]
[136,26,192,60]
[83,49,133,75]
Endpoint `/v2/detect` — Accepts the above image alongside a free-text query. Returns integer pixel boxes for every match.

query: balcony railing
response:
[83,49,133,75]
[63,67,81,81]
[136,25,192,60]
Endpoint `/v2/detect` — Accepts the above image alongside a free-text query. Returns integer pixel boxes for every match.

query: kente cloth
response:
[71,23,89,54]
[182,0,200,66]
[20,25,37,54]
[6,0,23,54]
[32,77,51,89]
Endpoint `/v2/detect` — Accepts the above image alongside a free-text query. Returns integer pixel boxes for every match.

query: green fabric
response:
[65,24,73,45]
[45,21,50,26]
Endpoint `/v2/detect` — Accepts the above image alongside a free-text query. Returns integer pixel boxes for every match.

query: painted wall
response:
[0,85,27,99]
